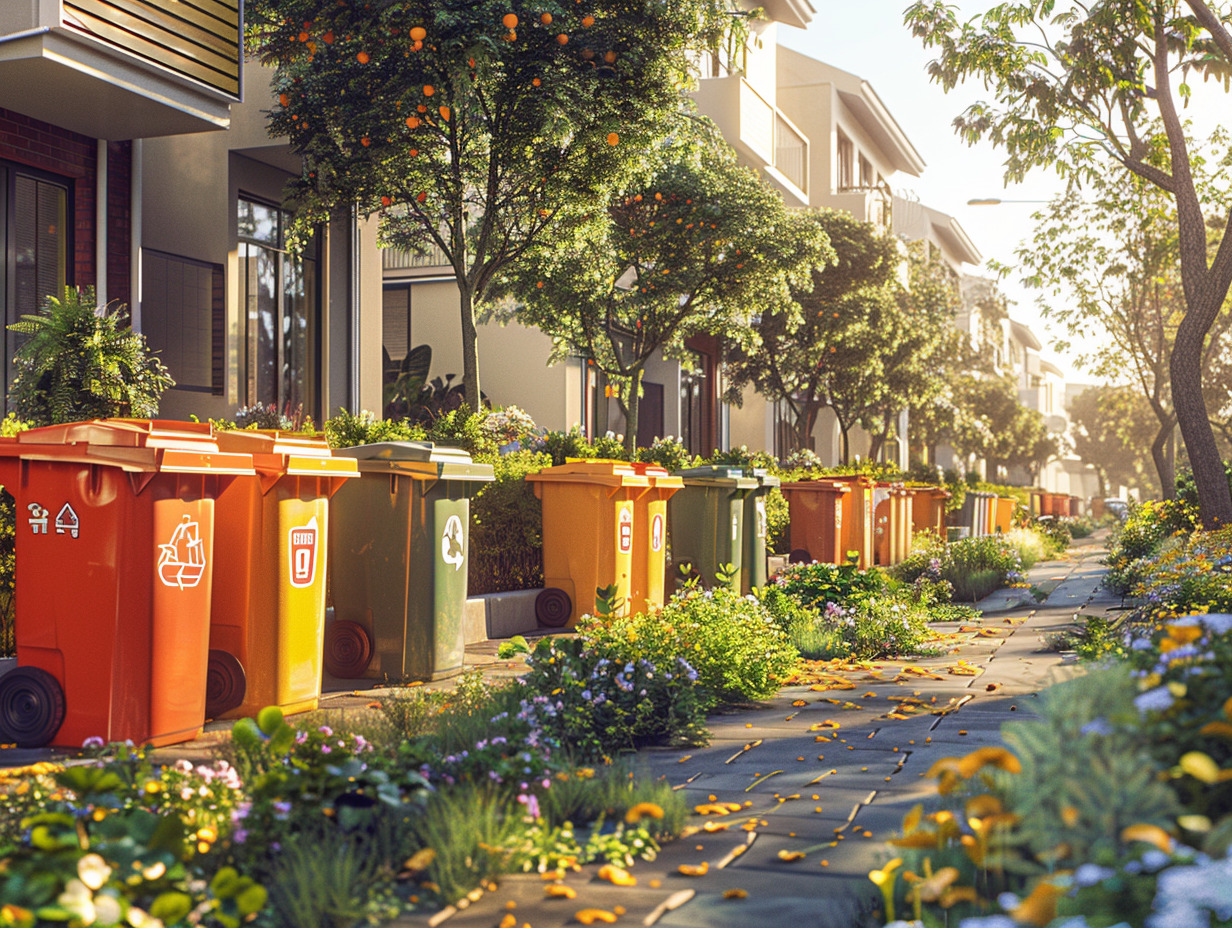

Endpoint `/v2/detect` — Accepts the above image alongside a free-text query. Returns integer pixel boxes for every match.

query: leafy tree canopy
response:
[905,0,1232,523]
[246,0,739,409]
[498,117,828,451]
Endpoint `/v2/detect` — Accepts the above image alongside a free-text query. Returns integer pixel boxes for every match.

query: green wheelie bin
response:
[668,465,758,590]
[742,469,781,593]
[326,442,493,682]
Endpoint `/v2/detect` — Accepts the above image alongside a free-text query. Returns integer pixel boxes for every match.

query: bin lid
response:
[214,429,359,482]
[780,479,849,494]
[526,459,651,489]
[628,461,685,490]
[673,465,758,489]
[749,467,781,489]
[0,419,255,475]
[332,441,494,481]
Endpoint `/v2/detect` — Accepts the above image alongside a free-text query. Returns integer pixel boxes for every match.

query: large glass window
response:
[1,164,69,404]
[142,250,223,393]
[238,197,318,415]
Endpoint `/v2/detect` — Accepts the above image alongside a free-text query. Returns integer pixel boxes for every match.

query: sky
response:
[775,2,1087,382]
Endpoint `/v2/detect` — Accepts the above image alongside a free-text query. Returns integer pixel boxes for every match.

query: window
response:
[837,133,854,190]
[238,197,318,415]
[142,250,223,393]
[859,154,874,188]
[1,164,69,403]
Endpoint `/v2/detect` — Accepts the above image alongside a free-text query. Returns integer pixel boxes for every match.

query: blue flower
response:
[1133,685,1176,713]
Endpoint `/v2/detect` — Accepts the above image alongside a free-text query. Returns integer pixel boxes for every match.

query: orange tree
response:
[497,118,828,452]
[245,0,735,410]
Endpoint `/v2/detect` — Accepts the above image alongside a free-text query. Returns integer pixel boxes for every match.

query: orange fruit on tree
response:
[405,116,420,128]
[298,31,309,42]
[417,104,427,112]
[322,30,334,43]
[412,40,423,50]
[541,12,553,24]
[423,84,435,96]
[439,105,451,121]
[361,136,371,146]
[582,14,594,26]
[532,77,541,86]
[604,50,616,63]
[356,50,369,63]
[502,13,519,28]
[505,30,517,40]
[381,196,392,206]
[606,132,619,146]
[410,148,419,156]
[279,92,289,106]
[581,48,594,59]
[556,33,568,44]
[410,26,426,41]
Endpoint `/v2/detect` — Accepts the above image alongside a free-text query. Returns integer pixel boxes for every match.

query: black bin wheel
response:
[324,620,373,678]
[535,588,573,628]
[0,666,65,748]
[205,650,247,719]
[788,548,813,564]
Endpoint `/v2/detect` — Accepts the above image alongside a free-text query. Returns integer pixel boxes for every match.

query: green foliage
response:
[246,0,737,409]
[264,833,402,928]
[1070,383,1168,497]
[8,287,174,426]
[0,744,264,928]
[468,449,550,594]
[515,634,711,759]
[500,115,827,451]
[636,435,695,471]
[226,712,431,884]
[770,561,934,659]
[1104,498,1190,594]
[323,408,428,448]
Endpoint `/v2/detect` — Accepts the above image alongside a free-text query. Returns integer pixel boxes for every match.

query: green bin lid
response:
[673,465,758,489]
[749,467,780,489]
[332,441,494,481]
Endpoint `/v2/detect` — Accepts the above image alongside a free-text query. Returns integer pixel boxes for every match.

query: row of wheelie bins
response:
[0,421,494,749]
[1033,491,1081,518]
[526,462,780,627]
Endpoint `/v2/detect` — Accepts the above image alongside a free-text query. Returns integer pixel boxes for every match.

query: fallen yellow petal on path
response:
[777,850,806,862]
[575,909,618,924]
[545,884,577,899]
[597,864,636,886]
[723,889,748,899]
[678,862,710,876]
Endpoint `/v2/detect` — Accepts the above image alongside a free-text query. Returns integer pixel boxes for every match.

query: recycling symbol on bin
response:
[441,515,465,571]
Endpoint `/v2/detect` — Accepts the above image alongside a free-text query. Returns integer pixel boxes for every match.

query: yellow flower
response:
[624,802,664,824]
[1011,881,1065,927]
[1121,823,1175,853]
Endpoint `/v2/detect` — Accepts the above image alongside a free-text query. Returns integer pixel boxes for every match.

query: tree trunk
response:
[1150,418,1176,499]
[796,403,818,455]
[459,284,481,411]
[1172,306,1232,525]
[838,421,851,466]
[624,370,642,455]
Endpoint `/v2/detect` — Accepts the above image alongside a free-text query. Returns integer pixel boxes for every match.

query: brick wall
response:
[0,107,132,299]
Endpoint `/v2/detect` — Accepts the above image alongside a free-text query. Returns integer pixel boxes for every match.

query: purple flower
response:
[1134,685,1176,714]
[82,736,105,749]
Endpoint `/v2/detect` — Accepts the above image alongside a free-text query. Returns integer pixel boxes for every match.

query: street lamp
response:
[966,198,1049,205]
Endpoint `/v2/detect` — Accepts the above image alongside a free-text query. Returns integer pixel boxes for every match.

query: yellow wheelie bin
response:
[627,462,683,614]
[205,430,358,719]
[526,460,651,626]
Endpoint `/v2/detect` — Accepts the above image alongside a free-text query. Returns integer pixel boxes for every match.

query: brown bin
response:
[780,479,850,565]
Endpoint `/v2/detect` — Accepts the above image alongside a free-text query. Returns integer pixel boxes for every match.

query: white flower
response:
[94,893,123,926]
[78,853,112,891]
[58,879,96,924]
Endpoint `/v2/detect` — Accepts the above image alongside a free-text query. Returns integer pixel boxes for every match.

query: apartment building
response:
[0,2,383,424]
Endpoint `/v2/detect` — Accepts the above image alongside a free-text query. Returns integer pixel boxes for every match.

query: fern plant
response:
[8,286,174,425]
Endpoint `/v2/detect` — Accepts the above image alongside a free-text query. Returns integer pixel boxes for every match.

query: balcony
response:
[694,74,809,207]
[830,185,892,230]
[382,241,455,278]
[0,0,239,140]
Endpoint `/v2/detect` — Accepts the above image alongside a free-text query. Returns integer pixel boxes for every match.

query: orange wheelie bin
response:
[827,475,876,568]
[0,420,254,748]
[911,486,950,537]
[780,479,850,565]
[994,497,1016,534]
[627,463,683,614]
[526,461,651,627]
[205,430,358,720]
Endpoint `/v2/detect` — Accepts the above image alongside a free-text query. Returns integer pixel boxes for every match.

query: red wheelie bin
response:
[0,420,253,748]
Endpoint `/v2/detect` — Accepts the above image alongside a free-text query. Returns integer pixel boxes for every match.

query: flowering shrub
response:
[323,408,426,448]
[0,744,265,927]
[1104,498,1190,593]
[1125,526,1232,623]
[512,635,710,759]
[479,405,537,448]
[772,560,933,658]
[636,435,694,472]
[583,587,799,705]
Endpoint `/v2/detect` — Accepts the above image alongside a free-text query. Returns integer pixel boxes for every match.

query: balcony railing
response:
[63,0,240,98]
[382,241,453,274]
[774,114,807,193]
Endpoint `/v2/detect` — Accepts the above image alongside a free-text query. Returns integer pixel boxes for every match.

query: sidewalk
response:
[400,534,1114,928]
